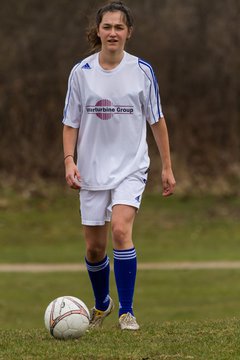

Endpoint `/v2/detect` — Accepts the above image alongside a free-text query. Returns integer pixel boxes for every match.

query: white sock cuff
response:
[113,248,137,260]
[85,256,109,272]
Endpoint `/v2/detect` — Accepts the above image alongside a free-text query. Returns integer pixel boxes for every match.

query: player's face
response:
[97,11,132,54]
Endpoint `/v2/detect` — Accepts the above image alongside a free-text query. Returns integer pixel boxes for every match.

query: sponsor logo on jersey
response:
[86,99,134,120]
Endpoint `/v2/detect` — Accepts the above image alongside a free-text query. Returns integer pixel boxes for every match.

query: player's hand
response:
[65,158,81,190]
[161,168,176,197]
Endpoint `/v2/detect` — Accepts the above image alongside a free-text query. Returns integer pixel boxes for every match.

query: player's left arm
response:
[150,117,176,196]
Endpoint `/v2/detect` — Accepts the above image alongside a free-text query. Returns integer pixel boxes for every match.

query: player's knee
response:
[112,222,129,247]
[86,245,106,263]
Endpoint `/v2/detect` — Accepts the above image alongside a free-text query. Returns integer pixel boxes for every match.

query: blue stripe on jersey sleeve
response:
[138,59,162,122]
[63,61,82,121]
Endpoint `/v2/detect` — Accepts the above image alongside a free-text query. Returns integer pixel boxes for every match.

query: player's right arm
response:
[63,125,81,190]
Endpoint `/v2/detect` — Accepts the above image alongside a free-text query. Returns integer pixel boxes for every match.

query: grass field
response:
[1,270,240,328]
[1,319,240,360]
[0,186,240,263]
[1,270,240,359]
[0,186,240,359]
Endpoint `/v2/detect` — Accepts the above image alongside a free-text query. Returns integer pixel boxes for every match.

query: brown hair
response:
[86,1,134,54]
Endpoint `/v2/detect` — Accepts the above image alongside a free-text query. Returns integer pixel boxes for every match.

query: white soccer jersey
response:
[62,51,163,190]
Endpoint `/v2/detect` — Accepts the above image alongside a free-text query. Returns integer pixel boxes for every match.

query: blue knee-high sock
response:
[113,247,137,317]
[85,255,110,311]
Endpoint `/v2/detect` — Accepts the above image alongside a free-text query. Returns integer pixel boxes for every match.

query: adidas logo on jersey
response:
[82,63,91,69]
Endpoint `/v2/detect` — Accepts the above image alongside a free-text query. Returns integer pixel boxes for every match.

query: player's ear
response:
[127,26,133,39]
[97,26,100,38]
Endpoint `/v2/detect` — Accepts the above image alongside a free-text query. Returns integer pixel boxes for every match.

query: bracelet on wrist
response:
[64,155,74,161]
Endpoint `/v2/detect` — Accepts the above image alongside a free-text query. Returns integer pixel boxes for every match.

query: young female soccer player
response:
[62,1,176,330]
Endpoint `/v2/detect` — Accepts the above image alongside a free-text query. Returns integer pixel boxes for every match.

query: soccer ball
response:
[44,296,90,339]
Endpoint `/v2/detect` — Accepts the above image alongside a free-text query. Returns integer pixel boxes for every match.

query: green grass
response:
[1,320,240,360]
[0,186,240,263]
[1,270,240,329]
[1,270,240,359]
[1,186,240,358]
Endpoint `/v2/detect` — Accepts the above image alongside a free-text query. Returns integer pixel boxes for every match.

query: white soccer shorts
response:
[79,170,148,226]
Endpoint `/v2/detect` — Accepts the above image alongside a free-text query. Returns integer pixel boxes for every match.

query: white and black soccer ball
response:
[44,296,90,339]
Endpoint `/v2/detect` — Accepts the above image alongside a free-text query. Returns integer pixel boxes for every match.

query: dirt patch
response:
[1,262,240,272]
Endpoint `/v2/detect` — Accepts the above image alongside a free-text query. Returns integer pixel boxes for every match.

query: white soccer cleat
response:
[89,297,114,329]
[119,312,140,330]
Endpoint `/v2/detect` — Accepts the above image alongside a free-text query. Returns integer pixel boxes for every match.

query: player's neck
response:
[98,50,124,70]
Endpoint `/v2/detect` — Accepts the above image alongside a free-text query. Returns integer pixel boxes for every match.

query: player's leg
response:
[84,223,109,263]
[80,190,114,327]
[111,204,135,250]
[111,205,139,330]
[110,170,148,330]
[84,224,114,327]
[84,224,111,309]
